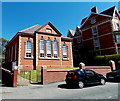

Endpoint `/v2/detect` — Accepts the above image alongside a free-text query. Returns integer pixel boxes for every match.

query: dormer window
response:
[46,28,52,33]
[91,18,96,24]
[116,23,120,30]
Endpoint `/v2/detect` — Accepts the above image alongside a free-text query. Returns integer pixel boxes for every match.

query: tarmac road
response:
[1,81,119,100]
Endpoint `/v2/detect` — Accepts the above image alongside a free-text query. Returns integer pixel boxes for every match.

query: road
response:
[1,81,119,99]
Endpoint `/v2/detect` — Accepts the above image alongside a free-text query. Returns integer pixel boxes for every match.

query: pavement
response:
[0,81,119,100]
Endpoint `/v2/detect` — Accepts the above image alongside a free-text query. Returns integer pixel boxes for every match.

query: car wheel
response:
[78,81,84,89]
[100,79,106,85]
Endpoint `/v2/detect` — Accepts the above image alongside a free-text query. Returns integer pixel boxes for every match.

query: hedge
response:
[94,54,120,66]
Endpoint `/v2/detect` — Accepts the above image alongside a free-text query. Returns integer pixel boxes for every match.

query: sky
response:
[2,2,119,40]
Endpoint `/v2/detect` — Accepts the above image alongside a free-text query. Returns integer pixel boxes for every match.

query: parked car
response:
[106,69,120,82]
[65,69,106,88]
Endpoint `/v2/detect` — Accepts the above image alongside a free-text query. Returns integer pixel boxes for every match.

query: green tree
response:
[0,38,9,64]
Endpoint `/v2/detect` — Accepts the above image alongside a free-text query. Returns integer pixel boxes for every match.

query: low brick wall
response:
[84,66,111,76]
[2,68,18,87]
[41,68,71,84]
[41,66,112,84]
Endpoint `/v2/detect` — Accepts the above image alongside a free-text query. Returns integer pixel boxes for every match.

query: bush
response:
[94,54,120,66]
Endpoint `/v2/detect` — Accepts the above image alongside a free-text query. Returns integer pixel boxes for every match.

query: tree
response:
[0,38,9,65]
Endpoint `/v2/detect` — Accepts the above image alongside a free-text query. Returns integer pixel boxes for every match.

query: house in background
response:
[5,22,73,71]
[68,6,120,66]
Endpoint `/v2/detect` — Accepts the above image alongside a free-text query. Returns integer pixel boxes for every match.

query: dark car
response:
[65,69,106,88]
[106,69,120,82]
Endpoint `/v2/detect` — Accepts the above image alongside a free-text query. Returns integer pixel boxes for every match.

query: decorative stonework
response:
[36,33,38,66]
[18,35,21,66]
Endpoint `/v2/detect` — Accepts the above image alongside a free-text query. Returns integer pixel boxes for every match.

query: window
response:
[116,23,120,30]
[46,28,52,33]
[26,40,32,58]
[46,39,52,57]
[54,40,58,58]
[40,38,45,57]
[116,35,120,43]
[94,39,100,47]
[85,70,95,76]
[77,37,81,43]
[92,27,98,35]
[118,49,120,54]
[91,18,96,24]
[62,44,68,58]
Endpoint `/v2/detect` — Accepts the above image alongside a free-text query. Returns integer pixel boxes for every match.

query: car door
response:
[85,70,98,83]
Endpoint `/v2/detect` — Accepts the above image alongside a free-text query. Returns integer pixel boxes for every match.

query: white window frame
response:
[54,40,58,58]
[116,23,120,30]
[92,26,98,35]
[46,39,52,57]
[116,35,120,43]
[25,40,32,58]
[91,18,96,24]
[46,28,52,33]
[93,39,100,47]
[40,38,45,57]
[62,44,68,58]
[77,37,81,43]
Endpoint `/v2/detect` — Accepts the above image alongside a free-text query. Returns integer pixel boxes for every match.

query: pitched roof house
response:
[68,6,120,66]
[5,22,73,71]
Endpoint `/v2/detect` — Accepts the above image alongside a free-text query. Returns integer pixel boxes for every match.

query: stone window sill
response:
[24,56,34,59]
[39,56,60,60]
[62,58,69,61]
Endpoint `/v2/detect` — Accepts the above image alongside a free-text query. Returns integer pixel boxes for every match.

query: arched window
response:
[62,44,67,58]
[54,40,58,58]
[40,38,45,57]
[26,40,32,57]
[46,39,52,57]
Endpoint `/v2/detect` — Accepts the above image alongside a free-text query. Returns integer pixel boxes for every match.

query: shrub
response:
[94,54,120,66]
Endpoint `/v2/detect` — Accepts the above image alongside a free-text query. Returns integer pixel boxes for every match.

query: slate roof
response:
[61,35,72,40]
[100,6,115,17]
[81,17,87,25]
[81,6,116,25]
[19,24,42,34]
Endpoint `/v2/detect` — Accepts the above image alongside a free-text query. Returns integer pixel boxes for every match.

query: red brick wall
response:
[83,39,94,50]
[20,35,34,70]
[84,66,111,76]
[82,29,93,40]
[41,66,111,84]
[98,22,112,36]
[99,34,115,49]
[101,48,116,55]
[5,35,19,70]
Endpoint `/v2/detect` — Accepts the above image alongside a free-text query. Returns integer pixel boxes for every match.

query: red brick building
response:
[68,6,120,66]
[5,22,73,71]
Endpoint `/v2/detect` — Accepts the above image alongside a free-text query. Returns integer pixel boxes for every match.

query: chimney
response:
[91,6,98,13]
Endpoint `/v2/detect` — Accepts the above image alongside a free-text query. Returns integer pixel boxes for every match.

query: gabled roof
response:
[80,6,117,26]
[100,6,115,17]
[81,17,87,25]
[19,24,41,34]
[36,22,62,35]
[69,29,75,36]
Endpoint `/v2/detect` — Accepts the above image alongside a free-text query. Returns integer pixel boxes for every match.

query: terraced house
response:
[68,6,120,66]
[5,22,73,71]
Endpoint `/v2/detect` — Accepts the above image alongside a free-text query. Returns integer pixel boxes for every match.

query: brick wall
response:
[84,66,111,76]
[41,66,112,84]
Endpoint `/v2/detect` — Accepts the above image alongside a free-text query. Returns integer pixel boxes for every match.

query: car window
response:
[77,71,84,75]
[85,70,95,76]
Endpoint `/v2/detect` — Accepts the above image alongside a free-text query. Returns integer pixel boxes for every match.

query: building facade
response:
[68,6,120,66]
[5,22,73,71]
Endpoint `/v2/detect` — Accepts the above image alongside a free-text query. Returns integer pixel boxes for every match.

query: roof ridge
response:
[19,24,41,32]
